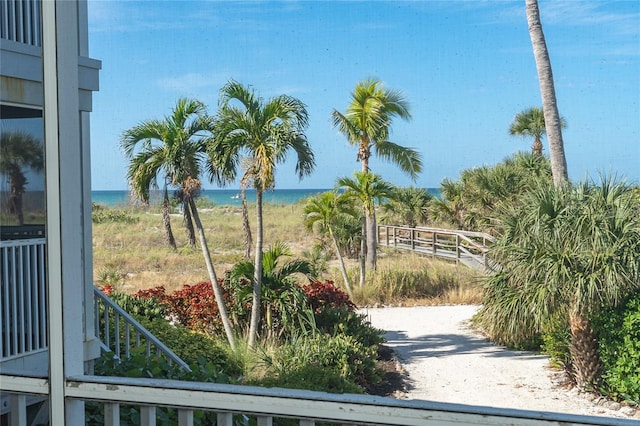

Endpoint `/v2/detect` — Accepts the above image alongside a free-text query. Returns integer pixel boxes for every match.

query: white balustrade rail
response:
[1,374,637,426]
[0,0,41,46]
[0,238,47,361]
[93,287,191,371]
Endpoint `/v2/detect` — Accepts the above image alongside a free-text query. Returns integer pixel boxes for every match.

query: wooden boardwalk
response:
[377,225,495,271]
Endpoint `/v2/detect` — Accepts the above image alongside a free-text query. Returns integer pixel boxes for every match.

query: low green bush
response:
[259,333,381,392]
[92,205,139,224]
[595,295,640,404]
[540,310,571,370]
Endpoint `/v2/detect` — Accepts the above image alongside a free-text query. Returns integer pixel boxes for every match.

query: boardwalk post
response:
[432,231,436,257]
[411,228,416,250]
[456,234,460,265]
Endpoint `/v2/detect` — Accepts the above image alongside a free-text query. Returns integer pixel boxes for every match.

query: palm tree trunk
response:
[526,0,569,186]
[240,182,252,260]
[162,185,177,250]
[183,199,197,249]
[359,219,366,287]
[329,227,353,297]
[188,198,236,349]
[569,312,603,390]
[248,189,264,349]
[8,172,25,226]
[532,136,543,156]
[365,208,377,271]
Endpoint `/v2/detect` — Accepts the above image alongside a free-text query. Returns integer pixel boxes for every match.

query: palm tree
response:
[121,98,209,249]
[337,172,395,279]
[380,186,433,228]
[211,80,315,348]
[332,78,422,269]
[304,191,357,297]
[331,78,421,178]
[477,177,640,389]
[525,0,569,186]
[227,241,315,339]
[0,131,44,226]
[121,98,236,348]
[509,107,566,156]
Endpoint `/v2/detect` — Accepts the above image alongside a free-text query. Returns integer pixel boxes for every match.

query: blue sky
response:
[88,1,639,190]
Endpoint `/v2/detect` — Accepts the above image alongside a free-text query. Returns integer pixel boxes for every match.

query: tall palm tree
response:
[121,98,209,249]
[211,80,315,348]
[121,98,236,348]
[337,172,395,278]
[0,131,44,226]
[526,0,569,186]
[509,107,566,156]
[304,191,357,297]
[331,78,421,178]
[478,177,640,389]
[332,78,422,269]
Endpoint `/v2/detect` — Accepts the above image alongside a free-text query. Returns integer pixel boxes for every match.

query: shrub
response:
[303,280,355,312]
[541,310,571,371]
[135,281,235,337]
[92,206,139,224]
[595,295,640,404]
[107,291,166,321]
[89,350,236,425]
[259,333,381,392]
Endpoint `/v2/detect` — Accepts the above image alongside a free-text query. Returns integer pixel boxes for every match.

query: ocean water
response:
[92,188,442,208]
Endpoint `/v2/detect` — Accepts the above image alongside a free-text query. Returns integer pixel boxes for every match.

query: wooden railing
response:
[1,374,636,426]
[378,225,495,270]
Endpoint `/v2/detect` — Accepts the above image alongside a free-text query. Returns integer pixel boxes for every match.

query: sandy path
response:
[363,305,633,420]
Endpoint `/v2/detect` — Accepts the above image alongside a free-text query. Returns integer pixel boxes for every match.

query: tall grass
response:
[93,201,482,303]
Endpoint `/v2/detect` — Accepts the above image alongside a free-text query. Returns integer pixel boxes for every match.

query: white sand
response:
[363,305,634,420]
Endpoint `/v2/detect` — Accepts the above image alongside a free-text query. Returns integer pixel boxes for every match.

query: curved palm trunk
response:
[328,227,353,297]
[569,312,603,390]
[248,189,264,349]
[183,199,196,249]
[188,198,236,349]
[526,0,569,186]
[240,180,253,260]
[162,185,177,250]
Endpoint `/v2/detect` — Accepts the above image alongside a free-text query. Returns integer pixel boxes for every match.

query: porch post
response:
[43,1,86,424]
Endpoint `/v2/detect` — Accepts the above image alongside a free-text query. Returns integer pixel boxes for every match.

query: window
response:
[0,104,45,238]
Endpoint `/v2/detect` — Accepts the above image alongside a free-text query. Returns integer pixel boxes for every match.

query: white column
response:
[42,0,86,424]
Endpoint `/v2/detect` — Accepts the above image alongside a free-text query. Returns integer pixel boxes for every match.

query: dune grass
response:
[92,201,482,304]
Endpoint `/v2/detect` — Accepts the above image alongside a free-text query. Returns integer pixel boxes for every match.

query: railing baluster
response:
[299,420,315,426]
[140,405,156,426]
[104,402,120,426]
[114,312,121,358]
[38,242,47,349]
[217,412,233,426]
[257,416,273,426]
[125,323,130,359]
[25,245,33,352]
[9,394,27,426]
[178,409,194,426]
[10,246,18,357]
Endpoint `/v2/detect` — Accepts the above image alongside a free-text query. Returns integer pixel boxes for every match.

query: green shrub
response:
[107,291,166,321]
[259,333,381,392]
[314,305,384,348]
[89,350,236,425]
[92,206,139,224]
[541,310,571,370]
[595,295,640,404]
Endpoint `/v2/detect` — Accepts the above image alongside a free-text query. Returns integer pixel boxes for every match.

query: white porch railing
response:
[1,374,637,426]
[0,238,47,361]
[93,287,191,371]
[0,0,41,46]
